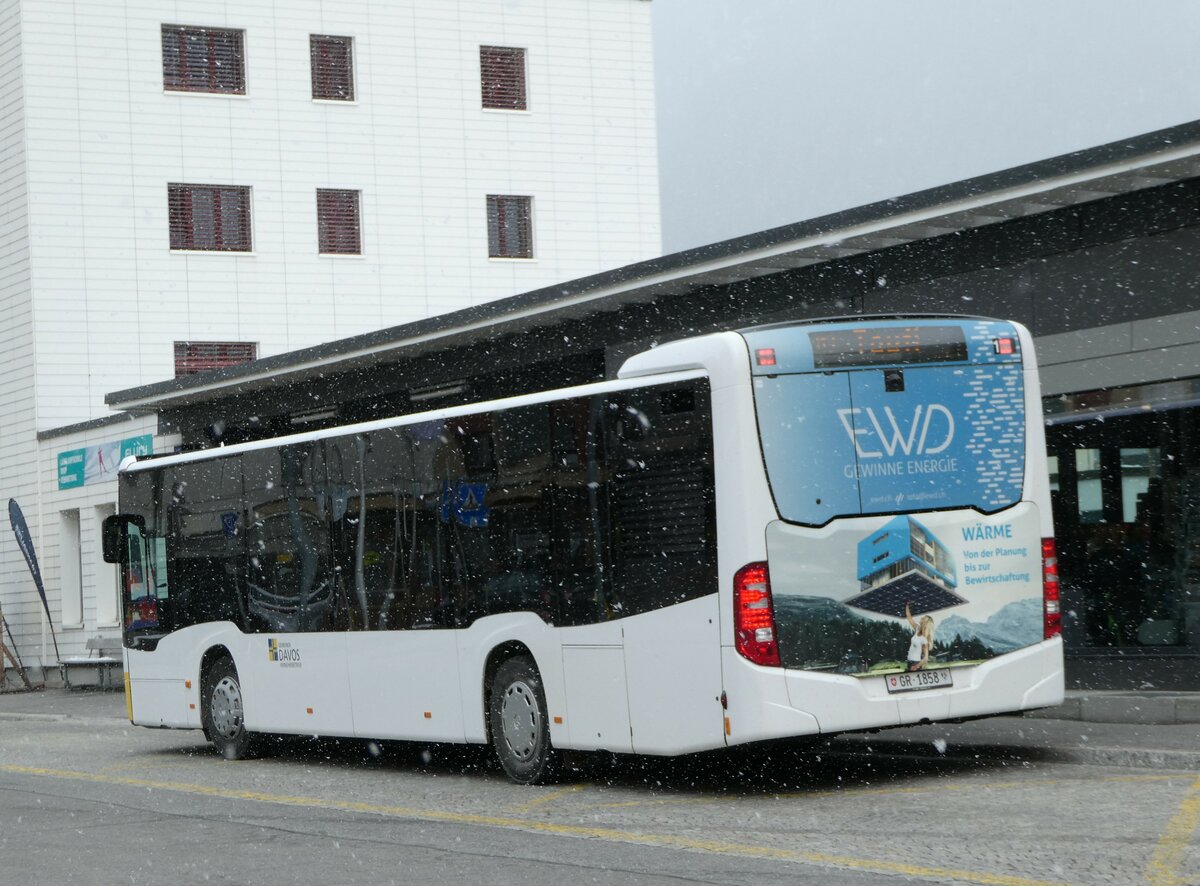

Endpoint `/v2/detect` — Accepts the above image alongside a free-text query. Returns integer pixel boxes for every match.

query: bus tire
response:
[489,656,561,785]
[201,656,255,760]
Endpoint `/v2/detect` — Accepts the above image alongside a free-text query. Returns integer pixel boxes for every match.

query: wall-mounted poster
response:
[57,435,153,490]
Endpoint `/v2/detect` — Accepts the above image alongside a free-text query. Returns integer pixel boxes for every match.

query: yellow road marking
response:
[97,759,195,774]
[509,783,586,813]
[1144,774,1200,886]
[597,773,1183,809]
[0,763,1059,886]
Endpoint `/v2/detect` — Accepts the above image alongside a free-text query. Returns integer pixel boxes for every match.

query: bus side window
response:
[552,395,611,626]
[328,430,410,632]
[243,445,336,633]
[162,458,245,632]
[608,382,717,617]
[405,419,461,630]
[434,405,555,627]
[118,471,170,640]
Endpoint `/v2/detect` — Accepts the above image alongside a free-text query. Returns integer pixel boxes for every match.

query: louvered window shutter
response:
[168,184,252,251]
[480,46,527,110]
[162,25,246,94]
[174,342,257,377]
[487,195,533,258]
[317,189,362,255]
[311,35,354,101]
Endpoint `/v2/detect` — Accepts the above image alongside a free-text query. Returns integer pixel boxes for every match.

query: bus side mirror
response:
[102,515,145,564]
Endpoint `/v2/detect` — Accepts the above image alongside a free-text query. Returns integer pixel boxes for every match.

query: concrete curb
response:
[1049,747,1200,770]
[1025,693,1200,725]
[0,712,68,723]
[0,711,128,727]
[831,737,1200,772]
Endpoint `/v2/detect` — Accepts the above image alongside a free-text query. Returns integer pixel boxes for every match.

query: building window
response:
[162,25,246,95]
[168,184,252,252]
[310,35,354,101]
[316,189,362,255]
[480,46,526,110]
[174,341,257,377]
[487,195,533,259]
[59,510,82,628]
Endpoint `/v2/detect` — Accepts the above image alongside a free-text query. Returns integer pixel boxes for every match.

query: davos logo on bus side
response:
[267,638,301,668]
[837,405,959,479]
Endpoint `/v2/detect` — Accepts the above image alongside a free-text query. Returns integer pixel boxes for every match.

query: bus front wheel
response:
[488,656,561,785]
[202,656,255,760]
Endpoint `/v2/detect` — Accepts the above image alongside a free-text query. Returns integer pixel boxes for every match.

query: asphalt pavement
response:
[1,685,1195,772]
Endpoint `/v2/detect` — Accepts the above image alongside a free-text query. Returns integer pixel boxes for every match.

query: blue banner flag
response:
[9,498,60,661]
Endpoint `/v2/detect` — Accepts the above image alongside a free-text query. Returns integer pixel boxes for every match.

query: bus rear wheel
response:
[202,656,255,760]
[489,656,561,785]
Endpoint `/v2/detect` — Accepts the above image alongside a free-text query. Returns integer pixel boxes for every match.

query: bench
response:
[59,636,123,690]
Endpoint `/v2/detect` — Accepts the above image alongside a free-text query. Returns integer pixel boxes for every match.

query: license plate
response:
[885,668,954,694]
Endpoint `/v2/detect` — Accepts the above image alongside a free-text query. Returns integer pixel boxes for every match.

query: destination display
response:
[809,325,968,368]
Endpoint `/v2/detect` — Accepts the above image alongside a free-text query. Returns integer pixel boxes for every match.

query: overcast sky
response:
[651,0,1200,253]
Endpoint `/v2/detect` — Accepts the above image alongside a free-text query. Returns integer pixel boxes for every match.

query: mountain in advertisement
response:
[774,594,913,673]
[773,593,1041,673]
[938,598,1041,654]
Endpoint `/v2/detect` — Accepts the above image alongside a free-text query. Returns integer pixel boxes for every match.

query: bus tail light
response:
[1042,538,1061,640]
[994,336,1017,356]
[734,562,781,667]
[755,348,777,367]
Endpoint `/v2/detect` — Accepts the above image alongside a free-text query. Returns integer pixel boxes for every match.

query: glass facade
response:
[1047,382,1200,653]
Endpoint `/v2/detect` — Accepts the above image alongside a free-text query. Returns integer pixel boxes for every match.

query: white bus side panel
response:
[558,619,632,752]
[239,632,355,737]
[623,594,724,755]
[1015,323,1055,540]
[128,676,191,728]
[563,645,632,752]
[348,630,465,743]
[456,615,570,747]
[720,647,820,744]
[127,623,240,729]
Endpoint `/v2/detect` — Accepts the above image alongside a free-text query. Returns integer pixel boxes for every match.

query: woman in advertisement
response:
[905,602,935,671]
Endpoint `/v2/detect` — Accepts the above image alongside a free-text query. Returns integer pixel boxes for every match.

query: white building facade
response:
[0,0,659,672]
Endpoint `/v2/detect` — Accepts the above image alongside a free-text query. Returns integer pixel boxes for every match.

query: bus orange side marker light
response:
[553,716,563,725]
[724,716,731,736]
[185,680,191,689]
[189,703,195,710]
[306,707,313,715]
[423,711,432,719]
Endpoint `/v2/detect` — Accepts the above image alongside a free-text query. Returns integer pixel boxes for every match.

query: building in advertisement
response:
[0,0,660,671]
[100,119,1200,692]
[848,516,964,619]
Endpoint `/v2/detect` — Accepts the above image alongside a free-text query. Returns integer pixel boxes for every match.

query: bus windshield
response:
[744,319,1027,525]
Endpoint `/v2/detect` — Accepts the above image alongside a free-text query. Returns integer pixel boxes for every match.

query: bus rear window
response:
[753,362,1027,525]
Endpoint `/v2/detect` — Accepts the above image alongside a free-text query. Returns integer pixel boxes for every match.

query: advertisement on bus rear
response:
[766,503,1044,676]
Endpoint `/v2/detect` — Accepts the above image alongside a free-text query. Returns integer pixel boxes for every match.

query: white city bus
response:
[104,316,1063,784]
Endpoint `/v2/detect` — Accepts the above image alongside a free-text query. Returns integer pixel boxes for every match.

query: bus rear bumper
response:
[723,638,1065,746]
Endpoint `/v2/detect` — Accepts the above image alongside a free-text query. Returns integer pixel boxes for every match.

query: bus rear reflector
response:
[1042,538,1061,640]
[734,562,781,667]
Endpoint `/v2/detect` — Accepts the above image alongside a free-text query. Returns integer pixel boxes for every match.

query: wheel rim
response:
[500,678,540,761]
[210,675,244,740]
